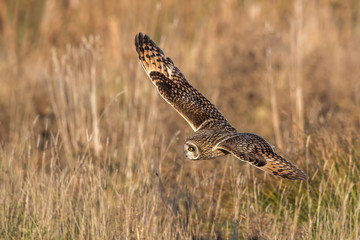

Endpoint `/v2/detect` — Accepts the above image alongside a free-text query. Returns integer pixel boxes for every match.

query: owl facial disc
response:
[183,142,199,160]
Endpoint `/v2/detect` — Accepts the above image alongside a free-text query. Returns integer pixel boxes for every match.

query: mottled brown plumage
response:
[135,33,227,131]
[135,32,308,181]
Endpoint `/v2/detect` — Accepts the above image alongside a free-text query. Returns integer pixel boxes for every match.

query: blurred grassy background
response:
[0,0,360,239]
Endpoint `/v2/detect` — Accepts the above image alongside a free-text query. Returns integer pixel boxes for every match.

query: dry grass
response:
[0,0,360,239]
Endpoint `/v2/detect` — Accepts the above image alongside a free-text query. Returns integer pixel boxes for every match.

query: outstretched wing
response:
[135,32,228,131]
[216,133,308,180]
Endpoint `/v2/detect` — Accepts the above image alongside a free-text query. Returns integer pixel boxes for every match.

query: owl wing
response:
[135,32,228,131]
[216,133,308,180]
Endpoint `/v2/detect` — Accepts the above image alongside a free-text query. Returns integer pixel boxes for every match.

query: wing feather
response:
[135,32,228,131]
[216,133,308,180]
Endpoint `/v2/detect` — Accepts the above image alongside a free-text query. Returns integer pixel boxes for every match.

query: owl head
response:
[183,129,227,160]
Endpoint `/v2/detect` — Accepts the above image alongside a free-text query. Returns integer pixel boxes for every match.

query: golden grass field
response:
[0,0,360,239]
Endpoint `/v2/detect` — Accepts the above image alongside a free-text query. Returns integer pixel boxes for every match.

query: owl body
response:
[184,127,236,160]
[135,33,308,181]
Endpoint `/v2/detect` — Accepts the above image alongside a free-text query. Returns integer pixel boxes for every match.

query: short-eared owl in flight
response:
[135,33,307,180]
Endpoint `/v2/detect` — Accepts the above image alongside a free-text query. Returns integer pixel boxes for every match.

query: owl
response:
[135,32,307,181]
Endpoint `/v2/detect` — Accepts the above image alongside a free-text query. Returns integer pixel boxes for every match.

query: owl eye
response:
[188,146,194,152]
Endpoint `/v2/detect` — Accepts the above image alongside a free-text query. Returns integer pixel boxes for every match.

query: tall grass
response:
[0,0,360,239]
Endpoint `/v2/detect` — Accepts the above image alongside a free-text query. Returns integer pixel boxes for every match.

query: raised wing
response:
[135,32,228,131]
[216,133,308,180]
